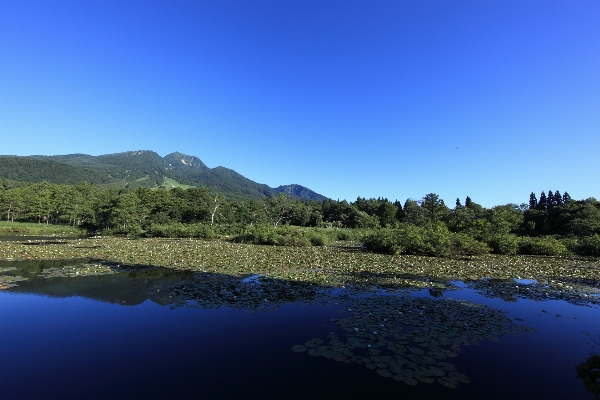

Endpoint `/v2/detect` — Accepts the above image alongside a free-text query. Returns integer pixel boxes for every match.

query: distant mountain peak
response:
[164,152,208,170]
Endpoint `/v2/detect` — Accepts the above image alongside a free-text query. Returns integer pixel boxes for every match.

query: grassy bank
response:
[0,221,88,235]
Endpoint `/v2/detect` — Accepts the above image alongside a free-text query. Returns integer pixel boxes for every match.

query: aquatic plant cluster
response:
[292,293,533,387]
[0,266,28,289]
[1,237,598,304]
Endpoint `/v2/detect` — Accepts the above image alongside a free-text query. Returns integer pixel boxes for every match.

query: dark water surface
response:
[1,259,599,400]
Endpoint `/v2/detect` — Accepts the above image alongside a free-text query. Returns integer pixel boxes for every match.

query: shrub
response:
[450,233,490,256]
[309,234,328,246]
[575,235,600,256]
[487,234,519,255]
[364,224,453,257]
[518,236,569,256]
[145,223,217,239]
[363,228,401,255]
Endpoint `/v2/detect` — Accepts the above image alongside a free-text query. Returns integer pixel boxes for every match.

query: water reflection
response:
[0,259,194,305]
[467,277,600,307]
[0,258,539,389]
[576,354,600,399]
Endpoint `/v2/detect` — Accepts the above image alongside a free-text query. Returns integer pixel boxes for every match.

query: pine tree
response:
[554,190,563,206]
[456,198,462,208]
[529,192,537,209]
[562,192,572,204]
[547,190,554,209]
[465,196,472,207]
[537,191,547,210]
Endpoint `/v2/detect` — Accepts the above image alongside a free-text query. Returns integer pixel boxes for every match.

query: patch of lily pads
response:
[0,237,598,305]
[290,291,534,387]
[148,274,322,311]
[0,274,28,289]
[38,262,123,278]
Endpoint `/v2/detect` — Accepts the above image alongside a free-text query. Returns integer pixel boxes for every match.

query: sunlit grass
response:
[0,221,86,235]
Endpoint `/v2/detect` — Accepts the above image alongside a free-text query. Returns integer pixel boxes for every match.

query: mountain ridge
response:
[0,150,327,202]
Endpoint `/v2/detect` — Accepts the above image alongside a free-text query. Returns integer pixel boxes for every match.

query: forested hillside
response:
[0,151,326,201]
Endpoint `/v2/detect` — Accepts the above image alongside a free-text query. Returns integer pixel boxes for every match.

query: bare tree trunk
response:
[210,196,220,226]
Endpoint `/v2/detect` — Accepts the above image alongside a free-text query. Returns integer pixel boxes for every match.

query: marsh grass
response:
[0,221,86,235]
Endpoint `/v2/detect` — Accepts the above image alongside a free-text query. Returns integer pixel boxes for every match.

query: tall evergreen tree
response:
[536,191,547,210]
[563,192,572,204]
[554,190,563,206]
[529,192,538,209]
[456,198,462,208]
[465,196,472,207]
[547,189,555,209]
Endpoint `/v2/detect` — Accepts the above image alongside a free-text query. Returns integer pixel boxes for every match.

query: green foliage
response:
[144,223,217,239]
[231,225,325,247]
[0,221,85,235]
[575,235,600,257]
[518,236,569,256]
[365,224,492,257]
[487,234,519,255]
[449,233,490,256]
[363,228,402,255]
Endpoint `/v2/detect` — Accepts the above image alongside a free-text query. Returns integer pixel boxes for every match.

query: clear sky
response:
[1,0,599,207]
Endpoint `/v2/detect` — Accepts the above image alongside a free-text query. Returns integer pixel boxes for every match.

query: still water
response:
[1,259,599,400]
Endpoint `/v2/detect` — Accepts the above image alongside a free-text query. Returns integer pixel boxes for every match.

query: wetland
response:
[1,236,599,399]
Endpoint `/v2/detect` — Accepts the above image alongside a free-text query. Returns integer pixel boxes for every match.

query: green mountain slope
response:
[0,151,328,201]
[274,184,326,202]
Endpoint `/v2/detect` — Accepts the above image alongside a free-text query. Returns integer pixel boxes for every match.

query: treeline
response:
[0,181,598,256]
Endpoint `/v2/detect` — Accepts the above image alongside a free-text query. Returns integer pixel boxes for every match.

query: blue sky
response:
[1,0,599,207]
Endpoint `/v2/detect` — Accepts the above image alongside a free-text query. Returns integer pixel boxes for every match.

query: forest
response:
[1,180,599,257]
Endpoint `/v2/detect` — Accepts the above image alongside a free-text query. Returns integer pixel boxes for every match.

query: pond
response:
[1,258,599,399]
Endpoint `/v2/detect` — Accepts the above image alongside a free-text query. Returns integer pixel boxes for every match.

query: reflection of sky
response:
[1,275,599,399]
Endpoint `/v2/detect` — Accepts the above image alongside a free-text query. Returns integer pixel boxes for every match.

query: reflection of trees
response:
[467,278,600,307]
[576,355,600,399]
[1,259,194,305]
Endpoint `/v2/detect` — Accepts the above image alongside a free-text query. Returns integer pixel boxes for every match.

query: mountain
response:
[0,150,327,202]
[274,184,326,201]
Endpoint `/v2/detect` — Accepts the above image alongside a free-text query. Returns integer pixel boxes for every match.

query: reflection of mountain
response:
[466,278,600,307]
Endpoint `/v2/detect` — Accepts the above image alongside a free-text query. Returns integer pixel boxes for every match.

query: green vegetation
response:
[0,221,84,235]
[0,180,598,257]
[1,237,598,293]
[161,177,194,189]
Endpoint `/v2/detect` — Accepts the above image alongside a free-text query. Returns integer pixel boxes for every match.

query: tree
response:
[420,193,449,228]
[111,191,141,231]
[528,192,538,210]
[263,194,291,228]
[547,189,554,209]
[402,199,426,226]
[210,193,225,225]
[536,191,547,211]
[0,187,24,222]
[554,190,563,206]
